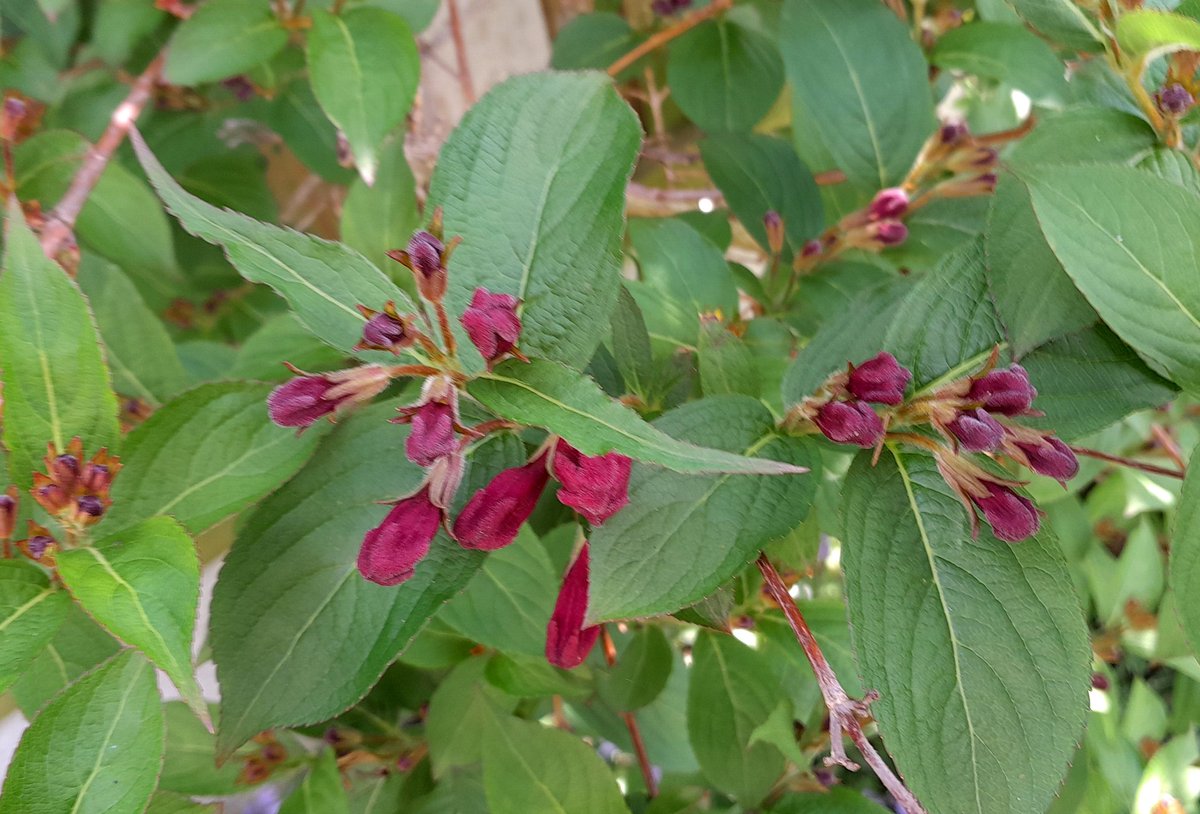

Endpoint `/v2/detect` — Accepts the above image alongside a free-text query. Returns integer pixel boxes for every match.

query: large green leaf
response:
[841,451,1090,814]
[0,200,120,488]
[1170,444,1200,659]
[930,22,1067,103]
[550,13,639,76]
[978,0,1102,51]
[1025,165,1200,391]
[0,560,70,694]
[211,404,525,756]
[164,0,288,85]
[1115,10,1200,69]
[468,360,807,475]
[588,397,817,622]
[106,382,323,534]
[58,517,206,724]
[780,0,934,190]
[307,8,419,185]
[340,136,421,277]
[687,631,786,806]
[429,71,642,370]
[279,750,350,814]
[0,650,164,814]
[131,129,414,356]
[10,603,121,716]
[630,217,738,320]
[667,18,783,132]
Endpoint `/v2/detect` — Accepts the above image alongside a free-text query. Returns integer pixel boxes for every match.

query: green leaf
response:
[427,657,519,776]
[1116,10,1200,69]
[551,13,639,76]
[58,517,206,724]
[10,603,121,716]
[1170,443,1200,659]
[280,750,350,814]
[131,129,414,356]
[588,397,818,622]
[978,0,1102,51]
[780,0,935,190]
[439,527,558,657]
[164,0,288,85]
[469,360,808,475]
[340,136,421,277]
[0,650,164,814]
[667,18,783,132]
[698,321,761,398]
[481,712,630,814]
[267,75,357,183]
[841,450,1090,814]
[229,313,348,381]
[211,406,525,756]
[631,217,738,321]
[430,71,642,370]
[930,22,1067,103]
[1025,164,1200,391]
[700,133,823,256]
[0,560,70,694]
[609,284,656,399]
[307,8,419,185]
[1019,325,1177,440]
[160,702,241,797]
[597,626,673,711]
[687,631,786,806]
[771,787,891,813]
[106,382,323,535]
[76,258,189,405]
[0,200,120,488]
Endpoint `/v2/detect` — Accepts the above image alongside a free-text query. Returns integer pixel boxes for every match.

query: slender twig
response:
[432,301,458,356]
[756,555,928,814]
[1151,425,1187,472]
[446,0,476,105]
[39,53,165,261]
[606,0,733,77]
[1070,445,1185,480]
[600,627,659,798]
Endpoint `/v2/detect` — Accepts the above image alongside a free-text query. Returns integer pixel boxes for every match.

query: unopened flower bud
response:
[972,483,1039,543]
[763,210,785,255]
[545,544,601,669]
[1015,436,1079,483]
[461,287,523,365]
[869,220,908,247]
[357,486,443,586]
[388,231,448,303]
[32,481,71,515]
[801,239,822,258]
[550,440,632,526]
[427,452,465,510]
[940,121,969,145]
[20,523,56,562]
[0,488,16,541]
[51,454,79,489]
[453,450,550,551]
[1157,83,1194,116]
[396,378,460,467]
[847,352,911,405]
[76,495,105,518]
[79,463,111,494]
[355,303,416,355]
[948,408,1005,452]
[869,188,909,220]
[814,401,885,448]
[268,365,393,429]
[968,364,1036,416]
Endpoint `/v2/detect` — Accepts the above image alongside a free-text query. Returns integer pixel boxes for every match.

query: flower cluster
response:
[787,350,1078,543]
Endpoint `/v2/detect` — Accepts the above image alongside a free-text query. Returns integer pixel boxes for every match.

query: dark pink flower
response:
[869,220,908,247]
[461,288,522,364]
[968,364,1037,416]
[847,352,911,405]
[394,377,461,466]
[814,401,884,448]
[869,188,909,220]
[268,366,392,428]
[551,440,631,526]
[452,450,550,550]
[972,483,1039,543]
[1015,436,1079,482]
[545,544,601,669]
[357,310,414,354]
[948,408,1005,452]
[387,230,448,302]
[357,486,443,586]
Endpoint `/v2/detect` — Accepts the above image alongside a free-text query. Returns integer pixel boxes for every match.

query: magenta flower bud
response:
[551,440,632,526]
[1157,83,1194,115]
[406,401,457,466]
[869,188,909,220]
[25,535,54,559]
[947,408,1005,452]
[0,492,15,541]
[545,544,601,669]
[357,311,414,354]
[79,463,111,494]
[452,450,551,551]
[763,210,785,255]
[1016,436,1079,482]
[940,122,968,145]
[972,483,1039,543]
[357,486,443,586]
[814,401,885,448]
[801,239,822,258]
[847,352,911,405]
[76,495,105,518]
[968,364,1037,416]
[869,220,908,247]
[461,287,522,365]
[268,365,393,429]
[387,230,448,302]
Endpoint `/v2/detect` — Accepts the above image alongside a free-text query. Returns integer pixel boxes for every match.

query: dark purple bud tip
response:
[814,401,885,448]
[453,450,551,551]
[1016,436,1079,482]
[801,239,822,258]
[0,493,15,540]
[869,187,909,220]
[940,121,969,145]
[847,351,911,405]
[968,364,1037,416]
[1091,673,1110,691]
[545,544,601,669]
[870,220,908,247]
[407,231,444,280]
[25,535,54,559]
[357,486,442,586]
[948,408,1005,452]
[973,483,1039,543]
[268,375,338,428]
[551,440,632,526]
[1157,82,1194,115]
[359,311,413,354]
[461,287,522,364]
[76,495,105,517]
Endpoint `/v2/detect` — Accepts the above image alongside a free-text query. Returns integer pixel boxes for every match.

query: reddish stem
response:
[1070,445,1185,480]
[600,626,659,798]
[1151,425,1187,472]
[606,0,732,77]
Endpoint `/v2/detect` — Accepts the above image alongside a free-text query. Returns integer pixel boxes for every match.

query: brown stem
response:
[600,627,659,798]
[40,53,165,261]
[756,555,928,814]
[1151,425,1187,472]
[1070,445,1185,480]
[606,0,733,77]
[446,0,476,105]
[433,301,458,356]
